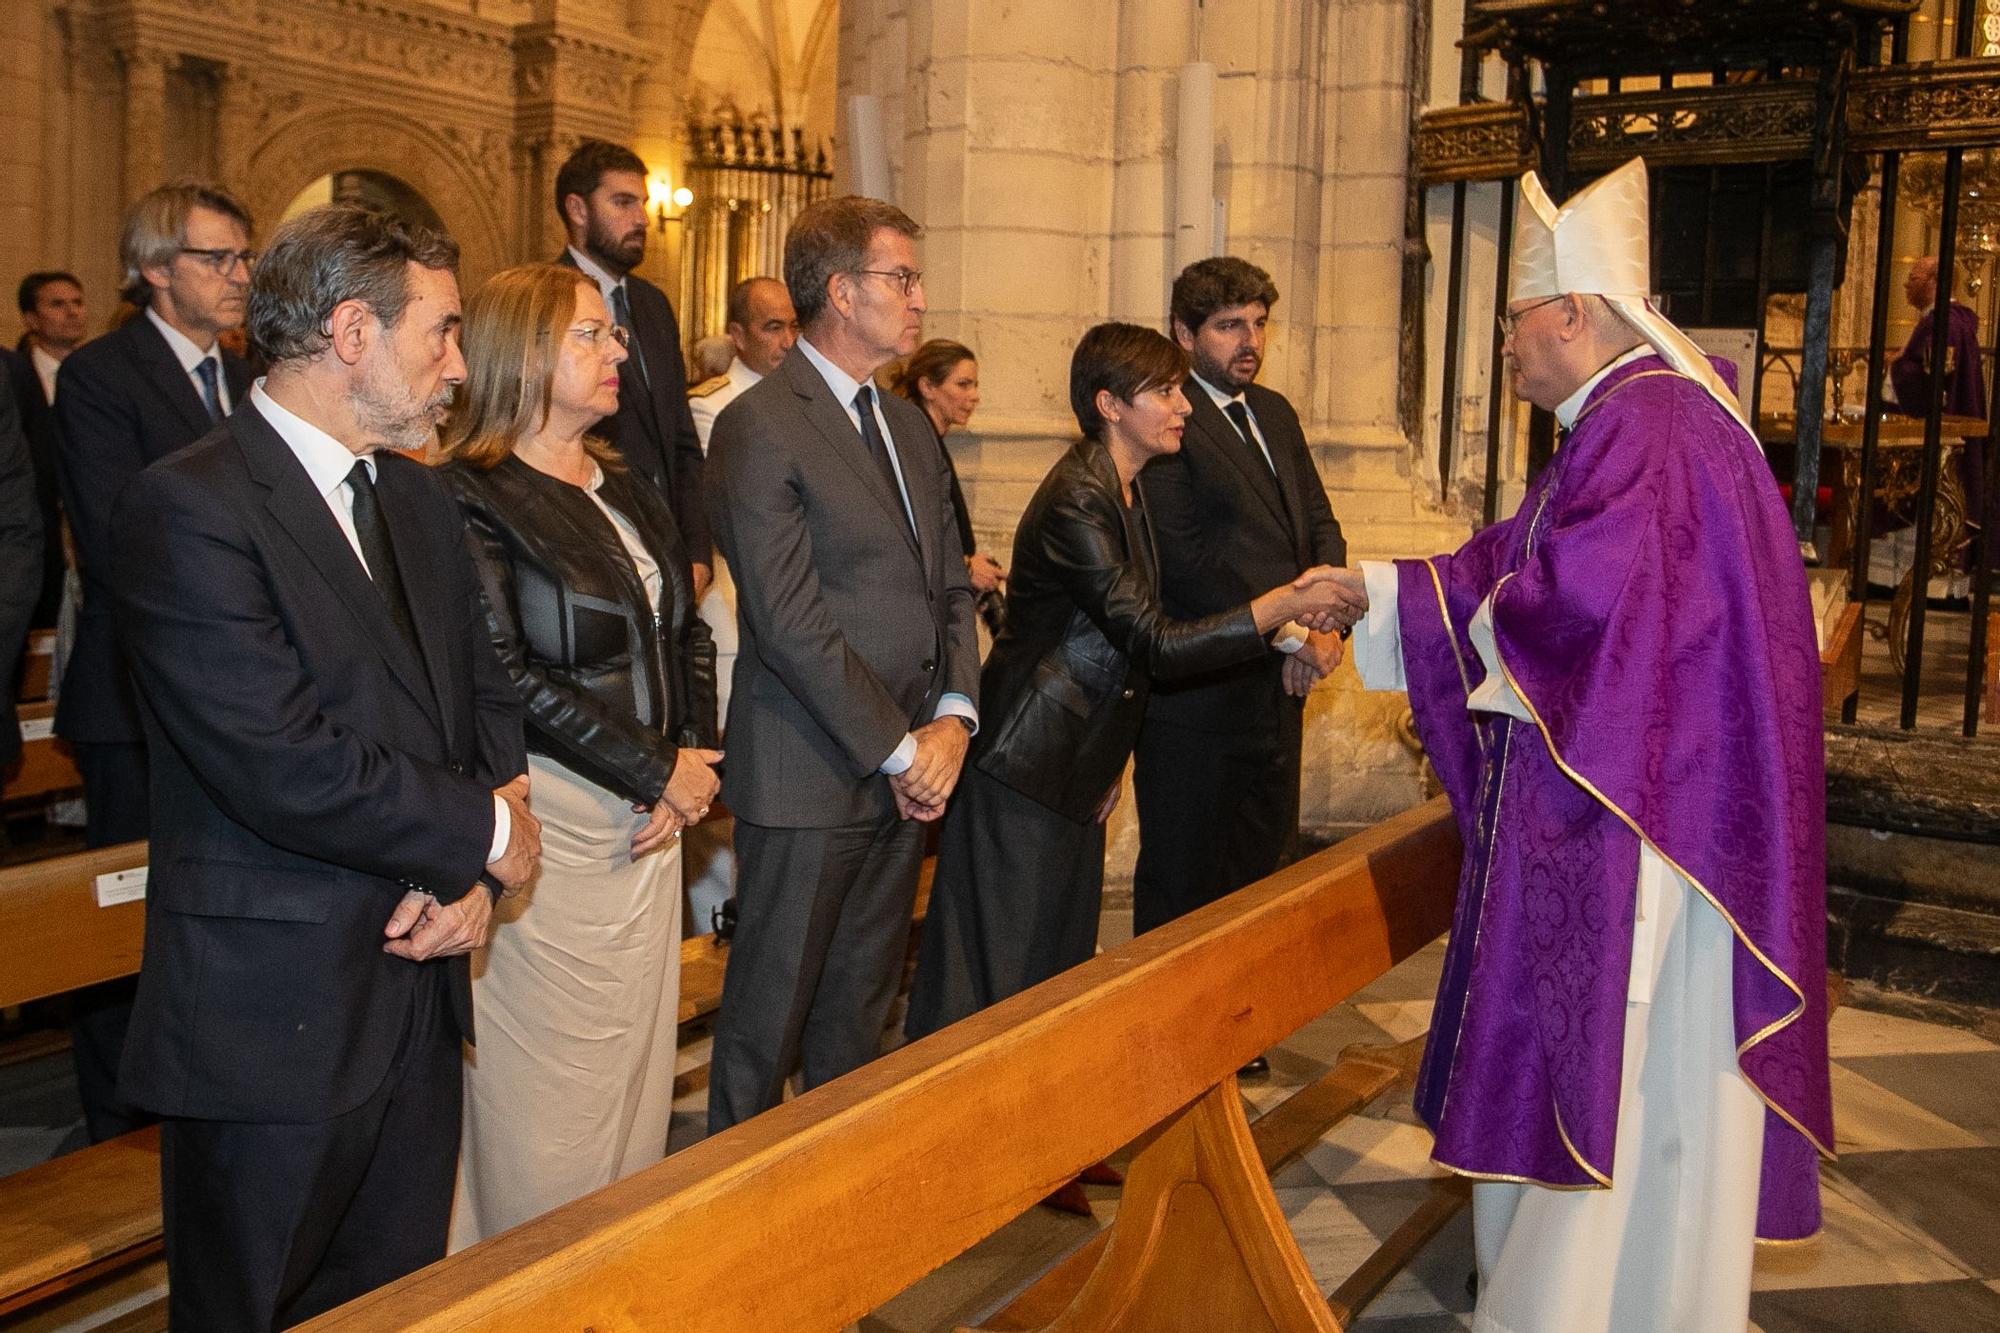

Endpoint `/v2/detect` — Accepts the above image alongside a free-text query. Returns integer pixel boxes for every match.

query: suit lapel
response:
[373,459,460,750]
[234,407,443,732]
[1248,391,1315,563]
[130,318,219,441]
[1188,386,1293,541]
[786,356,921,557]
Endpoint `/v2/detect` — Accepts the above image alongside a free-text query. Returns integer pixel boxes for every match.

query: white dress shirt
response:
[1191,371,1278,473]
[565,245,627,310]
[251,383,510,865]
[792,336,977,774]
[146,306,231,416]
[30,344,60,404]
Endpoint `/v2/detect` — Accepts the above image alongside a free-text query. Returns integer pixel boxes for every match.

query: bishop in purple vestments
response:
[1344,159,1833,1333]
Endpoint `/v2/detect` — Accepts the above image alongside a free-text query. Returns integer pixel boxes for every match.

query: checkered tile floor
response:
[818,918,2000,1332]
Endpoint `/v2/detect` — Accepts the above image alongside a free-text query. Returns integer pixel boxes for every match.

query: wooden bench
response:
[1821,600,1864,721]
[0,844,933,1328]
[304,797,1463,1332]
[3,699,82,806]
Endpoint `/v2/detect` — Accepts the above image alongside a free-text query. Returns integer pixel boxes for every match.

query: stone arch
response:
[240,106,512,289]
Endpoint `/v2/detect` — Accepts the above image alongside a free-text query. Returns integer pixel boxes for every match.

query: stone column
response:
[0,2,44,342]
[121,44,171,207]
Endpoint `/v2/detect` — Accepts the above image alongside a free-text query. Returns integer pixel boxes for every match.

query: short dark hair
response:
[18,271,81,314]
[784,196,921,329]
[1169,256,1279,339]
[1069,322,1190,441]
[554,140,649,220]
[249,205,459,367]
[725,275,783,330]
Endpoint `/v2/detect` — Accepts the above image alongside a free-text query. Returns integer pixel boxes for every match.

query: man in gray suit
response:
[705,196,979,1132]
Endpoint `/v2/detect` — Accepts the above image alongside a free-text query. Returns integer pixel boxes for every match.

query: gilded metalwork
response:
[1419,59,2000,184]
[1465,0,1917,70]
[1416,103,1529,184]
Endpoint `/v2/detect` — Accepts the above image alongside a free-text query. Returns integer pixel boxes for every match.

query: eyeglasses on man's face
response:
[852,268,924,297]
[1497,294,1567,340]
[179,248,257,277]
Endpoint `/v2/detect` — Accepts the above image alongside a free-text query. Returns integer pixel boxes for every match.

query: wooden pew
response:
[3,700,82,807]
[305,797,1462,1333]
[0,845,932,1326]
[1820,600,1863,721]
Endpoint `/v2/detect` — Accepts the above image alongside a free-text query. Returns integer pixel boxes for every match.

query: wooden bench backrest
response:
[306,797,1461,1332]
[5,699,82,803]
[0,841,147,1010]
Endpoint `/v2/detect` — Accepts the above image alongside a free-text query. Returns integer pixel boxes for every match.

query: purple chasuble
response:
[1891,302,1985,420]
[1396,355,1833,1241]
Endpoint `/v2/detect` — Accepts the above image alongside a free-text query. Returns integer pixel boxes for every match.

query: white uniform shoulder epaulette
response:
[688,374,730,399]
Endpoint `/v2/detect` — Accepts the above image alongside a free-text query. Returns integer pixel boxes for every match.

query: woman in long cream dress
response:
[437,264,721,1247]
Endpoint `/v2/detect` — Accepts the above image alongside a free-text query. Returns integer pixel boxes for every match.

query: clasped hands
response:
[384,773,542,961]
[632,746,727,857]
[1289,565,1369,635]
[1280,567,1369,698]
[891,717,970,823]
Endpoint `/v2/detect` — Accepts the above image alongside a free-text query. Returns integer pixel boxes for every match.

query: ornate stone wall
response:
[9,0,713,328]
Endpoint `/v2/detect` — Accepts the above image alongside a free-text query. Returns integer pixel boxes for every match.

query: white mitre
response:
[1512,157,1753,436]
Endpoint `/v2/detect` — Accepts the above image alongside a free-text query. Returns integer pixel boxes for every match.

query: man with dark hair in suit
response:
[0,357,42,765]
[704,196,979,1132]
[51,182,258,1142]
[14,270,86,623]
[554,139,711,597]
[113,203,539,1331]
[1133,259,1347,1070]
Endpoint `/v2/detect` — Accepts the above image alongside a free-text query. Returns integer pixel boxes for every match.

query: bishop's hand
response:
[1289,566,1368,635]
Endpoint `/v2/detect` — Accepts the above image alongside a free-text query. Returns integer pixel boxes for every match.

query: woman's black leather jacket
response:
[441,452,718,807]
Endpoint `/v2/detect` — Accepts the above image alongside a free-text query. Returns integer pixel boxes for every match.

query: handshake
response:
[1286,566,1369,636]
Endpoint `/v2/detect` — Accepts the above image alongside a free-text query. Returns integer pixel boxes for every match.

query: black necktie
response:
[195,358,223,424]
[611,285,649,387]
[1224,400,1274,476]
[346,460,422,661]
[854,385,914,535]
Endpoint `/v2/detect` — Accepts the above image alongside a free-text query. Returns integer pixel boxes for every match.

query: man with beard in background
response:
[555,140,711,598]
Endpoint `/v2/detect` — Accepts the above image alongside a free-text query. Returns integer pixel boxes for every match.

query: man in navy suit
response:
[554,140,711,597]
[1133,259,1348,1020]
[114,204,539,1331]
[51,183,257,1142]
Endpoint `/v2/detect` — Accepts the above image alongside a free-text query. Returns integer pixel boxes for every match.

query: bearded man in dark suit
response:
[112,205,539,1331]
[1133,259,1348,1030]
[553,139,712,599]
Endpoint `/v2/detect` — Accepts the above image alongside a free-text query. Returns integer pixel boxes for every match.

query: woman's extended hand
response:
[1289,566,1368,634]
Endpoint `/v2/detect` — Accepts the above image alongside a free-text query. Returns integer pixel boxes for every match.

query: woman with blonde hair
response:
[438,263,721,1246]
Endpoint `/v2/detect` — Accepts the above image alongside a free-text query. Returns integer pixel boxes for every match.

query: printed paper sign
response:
[94,866,148,908]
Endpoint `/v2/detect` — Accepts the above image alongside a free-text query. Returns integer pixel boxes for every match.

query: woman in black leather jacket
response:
[435,264,721,1247]
[903,324,1356,1110]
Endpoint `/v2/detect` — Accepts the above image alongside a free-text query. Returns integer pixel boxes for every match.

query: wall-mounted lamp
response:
[648,174,695,232]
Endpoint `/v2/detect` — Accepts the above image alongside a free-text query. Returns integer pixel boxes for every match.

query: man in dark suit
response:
[705,196,979,1133]
[51,183,258,1142]
[0,357,42,761]
[1133,258,1347,991]
[13,270,87,624]
[553,139,711,597]
[111,204,540,1331]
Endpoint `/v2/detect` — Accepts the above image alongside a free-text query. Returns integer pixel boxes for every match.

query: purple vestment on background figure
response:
[1891,301,1985,421]
[1394,355,1834,1241]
